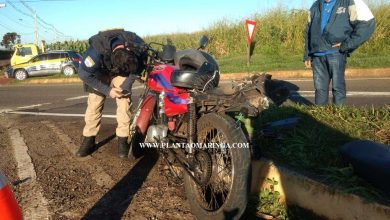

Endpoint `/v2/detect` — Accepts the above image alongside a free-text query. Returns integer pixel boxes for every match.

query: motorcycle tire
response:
[183,113,250,220]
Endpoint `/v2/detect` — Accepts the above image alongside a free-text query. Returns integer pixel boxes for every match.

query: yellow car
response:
[6,50,82,80]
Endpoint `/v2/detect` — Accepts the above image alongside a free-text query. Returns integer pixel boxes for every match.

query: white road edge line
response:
[64,85,145,101]
[8,128,50,219]
[292,91,390,97]
[65,95,88,101]
[7,111,116,118]
[17,103,51,109]
[0,109,13,113]
[285,77,390,82]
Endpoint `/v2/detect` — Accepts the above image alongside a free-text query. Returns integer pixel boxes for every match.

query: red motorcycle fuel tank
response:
[147,64,189,117]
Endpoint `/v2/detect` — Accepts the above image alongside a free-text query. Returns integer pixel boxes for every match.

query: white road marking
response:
[0,109,13,113]
[291,91,390,98]
[65,95,88,101]
[220,77,390,82]
[8,128,50,219]
[17,103,51,109]
[7,111,116,118]
[63,85,145,101]
[285,77,390,82]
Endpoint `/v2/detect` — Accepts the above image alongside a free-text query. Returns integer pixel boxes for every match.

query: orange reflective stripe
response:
[0,186,23,220]
[0,171,23,220]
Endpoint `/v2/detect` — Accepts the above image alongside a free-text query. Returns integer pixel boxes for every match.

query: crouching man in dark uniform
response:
[77,29,146,158]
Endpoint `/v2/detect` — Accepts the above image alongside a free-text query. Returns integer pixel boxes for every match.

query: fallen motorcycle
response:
[128,36,288,220]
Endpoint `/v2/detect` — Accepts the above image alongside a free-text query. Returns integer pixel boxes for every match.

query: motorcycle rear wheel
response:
[184,113,250,220]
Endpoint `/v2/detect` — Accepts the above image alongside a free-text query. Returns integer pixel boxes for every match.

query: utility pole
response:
[34,9,39,45]
[52,27,58,42]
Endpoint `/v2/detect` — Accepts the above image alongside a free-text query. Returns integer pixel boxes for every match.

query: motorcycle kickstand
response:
[161,152,184,185]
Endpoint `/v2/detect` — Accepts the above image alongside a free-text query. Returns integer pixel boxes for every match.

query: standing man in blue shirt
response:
[304,0,375,105]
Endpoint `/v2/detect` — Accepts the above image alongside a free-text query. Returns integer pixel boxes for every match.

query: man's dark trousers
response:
[312,53,347,105]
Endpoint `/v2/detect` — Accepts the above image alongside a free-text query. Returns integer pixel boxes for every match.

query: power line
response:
[4,0,49,34]
[3,0,71,43]
[7,0,77,2]
[0,23,14,31]
[5,0,33,19]
[19,0,65,37]
[0,13,34,29]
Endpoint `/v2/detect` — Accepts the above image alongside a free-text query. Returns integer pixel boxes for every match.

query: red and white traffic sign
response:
[245,19,257,45]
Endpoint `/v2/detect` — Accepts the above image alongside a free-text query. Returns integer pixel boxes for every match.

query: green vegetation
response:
[49,40,88,55]
[247,178,325,219]
[255,178,287,219]
[245,104,390,202]
[48,2,390,73]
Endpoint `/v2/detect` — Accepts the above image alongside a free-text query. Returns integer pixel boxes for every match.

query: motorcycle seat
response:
[171,62,218,90]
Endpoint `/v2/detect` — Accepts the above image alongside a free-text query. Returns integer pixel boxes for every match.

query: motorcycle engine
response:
[145,124,168,142]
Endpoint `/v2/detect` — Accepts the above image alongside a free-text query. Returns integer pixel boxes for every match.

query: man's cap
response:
[111,37,125,49]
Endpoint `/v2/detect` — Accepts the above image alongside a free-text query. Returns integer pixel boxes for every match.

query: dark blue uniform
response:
[79,44,137,96]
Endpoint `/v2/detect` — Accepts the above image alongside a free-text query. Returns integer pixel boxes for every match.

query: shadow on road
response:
[279,80,313,106]
[82,153,159,220]
[93,134,116,153]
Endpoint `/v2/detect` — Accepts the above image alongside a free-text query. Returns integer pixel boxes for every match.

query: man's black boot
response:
[118,137,130,158]
[76,136,96,157]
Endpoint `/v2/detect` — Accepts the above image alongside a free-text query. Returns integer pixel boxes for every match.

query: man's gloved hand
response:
[109,87,123,98]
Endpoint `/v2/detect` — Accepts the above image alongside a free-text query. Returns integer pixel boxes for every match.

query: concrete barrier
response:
[251,159,390,220]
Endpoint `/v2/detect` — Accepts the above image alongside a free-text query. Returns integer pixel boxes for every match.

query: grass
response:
[243,104,390,202]
[46,2,390,73]
[217,53,390,73]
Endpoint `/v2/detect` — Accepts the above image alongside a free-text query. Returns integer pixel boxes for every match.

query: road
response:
[1,78,389,116]
[0,77,389,219]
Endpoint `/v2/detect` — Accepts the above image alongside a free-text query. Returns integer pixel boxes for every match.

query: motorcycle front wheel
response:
[184,113,250,220]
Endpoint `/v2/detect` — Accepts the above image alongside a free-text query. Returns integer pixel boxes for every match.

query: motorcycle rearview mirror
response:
[198,35,209,50]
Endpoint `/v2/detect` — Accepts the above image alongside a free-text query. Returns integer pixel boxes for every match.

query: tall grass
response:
[49,2,390,72]
[145,2,389,58]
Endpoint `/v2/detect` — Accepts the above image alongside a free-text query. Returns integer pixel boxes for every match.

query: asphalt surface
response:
[0,78,389,115]
[0,77,389,219]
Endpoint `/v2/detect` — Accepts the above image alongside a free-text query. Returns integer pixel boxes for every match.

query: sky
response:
[0,0,314,45]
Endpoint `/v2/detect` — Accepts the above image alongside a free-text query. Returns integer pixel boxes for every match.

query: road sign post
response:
[245,19,257,71]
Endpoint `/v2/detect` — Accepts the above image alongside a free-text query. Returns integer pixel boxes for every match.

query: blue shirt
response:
[321,0,336,33]
[314,0,339,56]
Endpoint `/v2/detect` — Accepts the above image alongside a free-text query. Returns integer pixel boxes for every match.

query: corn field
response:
[48,2,390,60]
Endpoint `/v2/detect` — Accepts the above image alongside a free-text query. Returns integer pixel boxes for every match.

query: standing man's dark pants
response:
[312,53,347,105]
